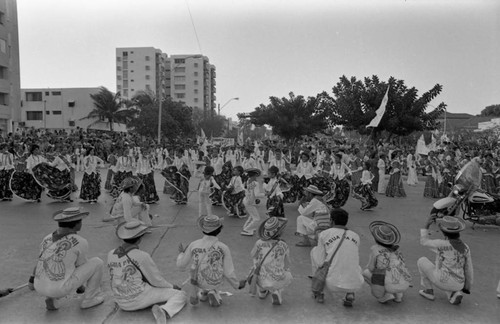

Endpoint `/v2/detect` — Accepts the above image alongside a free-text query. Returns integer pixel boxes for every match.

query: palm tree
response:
[81,86,135,132]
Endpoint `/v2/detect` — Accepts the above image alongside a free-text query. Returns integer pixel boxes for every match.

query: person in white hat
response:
[28,207,105,310]
[417,215,473,305]
[363,221,412,304]
[241,168,265,236]
[295,185,329,247]
[107,221,187,324]
[177,215,243,307]
[109,177,152,227]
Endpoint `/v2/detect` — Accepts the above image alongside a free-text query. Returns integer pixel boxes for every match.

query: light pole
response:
[157,55,203,144]
[218,97,239,116]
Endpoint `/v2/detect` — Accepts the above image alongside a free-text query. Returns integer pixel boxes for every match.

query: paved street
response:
[0,170,499,324]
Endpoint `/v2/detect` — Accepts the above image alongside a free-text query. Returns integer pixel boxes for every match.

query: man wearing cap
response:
[29,207,105,310]
[295,185,329,247]
[108,221,187,324]
[417,215,473,305]
[177,215,242,307]
[310,208,363,306]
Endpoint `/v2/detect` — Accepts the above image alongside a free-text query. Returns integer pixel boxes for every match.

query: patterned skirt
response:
[266,195,284,217]
[325,178,350,208]
[282,174,299,203]
[79,172,101,201]
[32,163,72,200]
[385,172,406,197]
[104,169,115,191]
[423,175,439,198]
[481,173,497,195]
[111,171,133,198]
[10,171,43,201]
[0,169,14,200]
[173,172,190,203]
[138,171,159,204]
[223,190,246,216]
[353,183,378,209]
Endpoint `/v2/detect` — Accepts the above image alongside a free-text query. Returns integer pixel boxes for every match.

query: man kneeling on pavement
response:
[28,207,105,310]
[108,220,187,324]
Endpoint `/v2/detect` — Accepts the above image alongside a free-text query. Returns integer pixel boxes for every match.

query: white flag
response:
[200,128,206,139]
[237,128,244,146]
[367,86,389,128]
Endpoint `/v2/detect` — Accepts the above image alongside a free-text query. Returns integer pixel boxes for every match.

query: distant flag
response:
[237,127,244,146]
[200,128,206,139]
[367,86,389,128]
[250,124,256,131]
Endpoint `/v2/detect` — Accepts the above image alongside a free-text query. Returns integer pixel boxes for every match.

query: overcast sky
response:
[18,0,500,120]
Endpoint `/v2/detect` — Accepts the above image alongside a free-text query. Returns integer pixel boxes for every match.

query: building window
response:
[194,89,198,94]
[174,76,186,82]
[174,84,186,90]
[123,52,128,57]
[145,56,150,61]
[68,101,75,107]
[194,98,199,103]
[145,65,151,71]
[0,11,4,25]
[0,65,7,79]
[131,79,134,82]
[117,76,122,80]
[117,66,121,71]
[25,92,43,101]
[131,89,135,92]
[130,61,134,63]
[117,85,122,90]
[194,80,198,85]
[123,71,128,79]
[145,75,150,80]
[176,93,185,99]
[0,39,6,53]
[53,111,62,115]
[69,120,75,126]
[123,61,128,69]
[27,111,43,120]
[117,57,121,62]
[0,92,7,105]
[123,89,128,96]
[194,62,198,67]
[45,111,50,115]
[174,59,185,64]
[51,91,61,96]
[146,84,151,91]
[174,67,185,73]
[45,91,49,96]
[194,71,198,76]
[123,80,128,88]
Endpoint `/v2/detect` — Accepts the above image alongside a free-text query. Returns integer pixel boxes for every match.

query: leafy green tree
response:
[239,92,330,141]
[480,104,500,117]
[83,86,135,131]
[127,91,195,142]
[329,75,446,137]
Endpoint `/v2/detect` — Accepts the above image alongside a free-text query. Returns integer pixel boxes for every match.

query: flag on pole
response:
[237,127,244,146]
[367,86,389,128]
[200,128,206,139]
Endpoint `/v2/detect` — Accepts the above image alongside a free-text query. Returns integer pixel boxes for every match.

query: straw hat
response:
[369,221,401,246]
[258,217,288,241]
[304,185,323,195]
[116,220,149,240]
[245,168,261,177]
[53,207,89,223]
[198,215,223,234]
[121,177,143,194]
[437,216,466,233]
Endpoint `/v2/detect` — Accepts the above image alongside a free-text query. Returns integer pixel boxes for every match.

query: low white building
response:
[20,87,126,132]
[476,118,500,132]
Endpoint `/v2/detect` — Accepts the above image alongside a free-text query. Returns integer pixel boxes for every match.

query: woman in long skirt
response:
[104,152,117,191]
[406,152,419,186]
[385,161,406,197]
[328,153,351,208]
[24,144,45,202]
[353,162,378,210]
[0,143,14,201]
[137,151,159,204]
[423,153,440,198]
[79,147,104,203]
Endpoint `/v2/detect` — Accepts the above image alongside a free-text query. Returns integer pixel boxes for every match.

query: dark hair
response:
[234,166,243,174]
[204,166,215,175]
[330,208,349,226]
[268,166,279,175]
[30,144,39,155]
[58,220,82,229]
[203,225,223,236]
[443,231,460,239]
[123,236,143,244]
[364,161,371,171]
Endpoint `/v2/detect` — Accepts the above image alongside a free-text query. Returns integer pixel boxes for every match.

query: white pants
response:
[199,192,212,217]
[417,257,463,295]
[119,287,187,318]
[378,172,386,193]
[36,257,104,301]
[116,205,152,226]
[242,203,262,233]
[296,216,316,237]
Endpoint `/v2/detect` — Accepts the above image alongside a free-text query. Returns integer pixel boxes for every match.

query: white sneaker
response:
[240,230,254,236]
[377,294,395,304]
[152,305,168,324]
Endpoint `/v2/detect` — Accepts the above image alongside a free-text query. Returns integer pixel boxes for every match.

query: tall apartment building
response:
[0,0,20,136]
[115,48,216,117]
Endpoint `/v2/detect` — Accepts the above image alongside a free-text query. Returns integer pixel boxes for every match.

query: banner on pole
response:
[367,86,389,128]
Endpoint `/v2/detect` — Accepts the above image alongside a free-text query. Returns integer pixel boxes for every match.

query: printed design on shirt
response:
[198,246,225,286]
[437,249,466,284]
[36,237,77,281]
[110,264,145,300]
[376,249,412,284]
[260,243,288,281]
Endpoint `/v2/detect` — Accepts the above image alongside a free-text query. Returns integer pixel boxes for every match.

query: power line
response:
[185,0,203,54]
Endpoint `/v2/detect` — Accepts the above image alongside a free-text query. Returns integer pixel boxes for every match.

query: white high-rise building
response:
[0,0,20,136]
[115,48,216,117]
